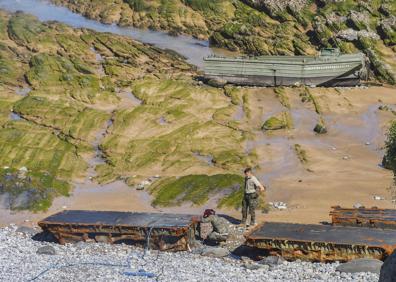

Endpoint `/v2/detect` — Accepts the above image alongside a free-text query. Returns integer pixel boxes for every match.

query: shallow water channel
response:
[0,0,224,67]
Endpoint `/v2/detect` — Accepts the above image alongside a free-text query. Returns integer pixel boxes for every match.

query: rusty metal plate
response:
[40,210,198,228]
[245,222,396,262]
[38,210,199,251]
[330,206,396,229]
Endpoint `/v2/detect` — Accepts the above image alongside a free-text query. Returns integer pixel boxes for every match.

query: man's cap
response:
[203,209,216,218]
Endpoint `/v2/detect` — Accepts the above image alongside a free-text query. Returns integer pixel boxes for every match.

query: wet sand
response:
[2,86,396,227]
[255,86,396,223]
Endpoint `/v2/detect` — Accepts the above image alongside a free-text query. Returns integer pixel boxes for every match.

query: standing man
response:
[242,167,266,227]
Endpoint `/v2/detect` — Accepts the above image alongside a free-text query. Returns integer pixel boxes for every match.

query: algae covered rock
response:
[313,122,327,134]
[366,48,396,85]
[207,78,227,88]
[383,121,396,171]
[262,116,286,130]
[347,11,370,31]
[378,16,396,46]
[48,0,396,84]
[149,174,244,207]
[262,112,292,131]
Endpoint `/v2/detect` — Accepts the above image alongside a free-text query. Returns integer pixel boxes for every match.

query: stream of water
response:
[0,0,220,67]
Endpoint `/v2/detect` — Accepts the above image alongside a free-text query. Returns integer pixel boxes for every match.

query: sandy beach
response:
[2,86,395,227]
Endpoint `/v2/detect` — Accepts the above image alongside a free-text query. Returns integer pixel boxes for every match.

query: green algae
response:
[262,112,292,131]
[0,121,87,180]
[0,167,70,212]
[149,174,244,207]
[294,144,308,164]
[13,96,111,143]
[383,121,396,171]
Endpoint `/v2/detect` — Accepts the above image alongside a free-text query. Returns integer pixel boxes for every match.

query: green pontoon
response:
[204,49,367,87]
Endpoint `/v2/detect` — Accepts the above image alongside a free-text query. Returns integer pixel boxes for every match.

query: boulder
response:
[259,256,285,266]
[207,78,227,88]
[15,226,37,236]
[200,246,229,258]
[348,11,369,30]
[36,245,56,255]
[353,203,364,209]
[336,258,382,274]
[243,263,270,271]
[262,116,286,131]
[313,123,327,134]
[379,4,391,17]
[379,16,396,46]
[380,250,396,282]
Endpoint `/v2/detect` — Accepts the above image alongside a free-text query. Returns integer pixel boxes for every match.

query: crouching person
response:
[201,209,229,243]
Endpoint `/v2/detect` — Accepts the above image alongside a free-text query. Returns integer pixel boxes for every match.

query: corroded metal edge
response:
[330,206,396,229]
[38,210,199,251]
[244,222,396,262]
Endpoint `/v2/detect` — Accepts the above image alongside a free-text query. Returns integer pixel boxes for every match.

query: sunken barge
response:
[204,48,367,87]
[38,210,199,251]
[245,222,396,262]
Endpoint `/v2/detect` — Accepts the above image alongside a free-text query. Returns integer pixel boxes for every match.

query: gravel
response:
[0,225,379,282]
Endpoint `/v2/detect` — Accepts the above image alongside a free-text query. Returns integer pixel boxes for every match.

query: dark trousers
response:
[242,193,258,223]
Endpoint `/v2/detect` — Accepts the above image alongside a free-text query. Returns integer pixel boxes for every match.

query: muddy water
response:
[9,112,22,121]
[0,0,226,67]
[116,90,143,109]
[193,152,214,167]
[83,117,113,180]
[233,105,245,121]
[158,116,167,125]
[247,133,302,187]
[15,87,31,96]
[90,47,105,76]
[324,105,385,154]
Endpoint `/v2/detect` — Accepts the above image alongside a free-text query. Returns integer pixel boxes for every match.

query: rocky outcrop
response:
[48,0,396,84]
[365,48,396,84]
[379,250,396,282]
[262,112,292,131]
[242,0,309,20]
[314,122,327,134]
[347,11,370,31]
[336,259,382,274]
[378,16,396,46]
[337,29,380,41]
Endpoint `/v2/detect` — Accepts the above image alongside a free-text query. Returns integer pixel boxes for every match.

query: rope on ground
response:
[29,226,157,281]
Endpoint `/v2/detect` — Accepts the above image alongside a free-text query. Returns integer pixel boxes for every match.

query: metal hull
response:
[205,74,360,87]
[245,222,396,262]
[38,210,199,251]
[330,206,396,229]
[204,50,366,87]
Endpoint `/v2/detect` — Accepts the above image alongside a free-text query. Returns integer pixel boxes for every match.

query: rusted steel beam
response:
[38,210,199,251]
[245,222,396,262]
[330,206,396,229]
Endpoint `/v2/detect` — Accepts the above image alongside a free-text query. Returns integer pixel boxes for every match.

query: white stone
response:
[353,203,364,209]
[19,166,28,172]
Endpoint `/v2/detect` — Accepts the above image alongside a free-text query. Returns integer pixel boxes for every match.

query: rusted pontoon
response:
[245,222,396,262]
[330,206,396,229]
[38,210,199,251]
